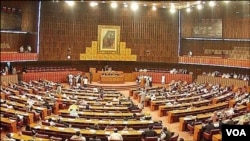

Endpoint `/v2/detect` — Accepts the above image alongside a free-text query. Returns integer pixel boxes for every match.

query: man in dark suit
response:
[202,120,215,134]
[141,125,158,141]
[225,117,235,125]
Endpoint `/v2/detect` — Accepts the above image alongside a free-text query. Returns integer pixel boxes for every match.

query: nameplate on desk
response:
[222,125,250,141]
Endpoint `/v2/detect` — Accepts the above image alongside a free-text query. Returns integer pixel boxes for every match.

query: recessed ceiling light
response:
[131,3,139,11]
[209,1,216,7]
[197,4,203,10]
[90,2,98,7]
[65,1,75,6]
[111,2,118,9]
[152,6,157,11]
[170,8,176,13]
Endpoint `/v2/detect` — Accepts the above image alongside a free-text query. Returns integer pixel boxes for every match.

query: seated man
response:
[159,127,171,141]
[141,125,157,141]
[89,123,100,130]
[70,131,86,141]
[19,46,24,53]
[89,135,101,141]
[201,120,215,134]
[108,128,123,141]
[46,118,56,126]
[68,101,79,111]
[4,133,16,141]
[106,101,113,106]
[69,108,79,117]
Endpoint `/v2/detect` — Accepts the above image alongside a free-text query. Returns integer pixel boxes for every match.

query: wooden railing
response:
[0,52,38,62]
[22,71,82,83]
[179,56,250,68]
[196,75,248,87]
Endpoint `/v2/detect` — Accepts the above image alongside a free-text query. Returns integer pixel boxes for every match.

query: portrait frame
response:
[98,25,120,54]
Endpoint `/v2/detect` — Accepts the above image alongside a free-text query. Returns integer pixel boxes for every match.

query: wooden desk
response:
[1,92,6,99]
[0,107,34,124]
[229,100,236,108]
[29,124,161,141]
[179,114,209,131]
[5,100,47,120]
[179,104,246,131]
[0,74,18,84]
[100,75,125,84]
[15,85,33,94]
[59,110,142,118]
[159,100,211,117]
[45,115,153,128]
[167,102,228,123]
[3,87,20,95]
[150,100,176,111]
[212,92,233,104]
[212,134,222,141]
[11,133,50,141]
[193,125,202,141]
[0,117,17,132]
[53,102,59,114]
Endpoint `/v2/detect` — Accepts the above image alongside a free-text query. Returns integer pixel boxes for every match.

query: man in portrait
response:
[102,30,115,49]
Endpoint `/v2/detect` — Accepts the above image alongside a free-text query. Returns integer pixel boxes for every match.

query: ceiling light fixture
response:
[197,4,203,10]
[131,3,139,11]
[111,2,118,9]
[152,5,157,11]
[90,1,98,7]
[65,1,75,6]
[186,7,191,12]
[209,1,216,7]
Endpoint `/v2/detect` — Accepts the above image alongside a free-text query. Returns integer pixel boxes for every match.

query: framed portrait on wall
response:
[98,25,120,54]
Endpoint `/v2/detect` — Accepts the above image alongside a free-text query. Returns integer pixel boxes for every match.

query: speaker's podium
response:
[98,71,124,84]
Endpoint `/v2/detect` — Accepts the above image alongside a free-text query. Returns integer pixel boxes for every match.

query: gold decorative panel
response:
[80,27,137,61]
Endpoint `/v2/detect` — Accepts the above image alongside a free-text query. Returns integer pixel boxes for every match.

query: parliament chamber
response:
[1,1,250,141]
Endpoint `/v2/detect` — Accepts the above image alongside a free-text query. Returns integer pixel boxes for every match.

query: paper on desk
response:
[58,127,65,130]
[34,126,41,129]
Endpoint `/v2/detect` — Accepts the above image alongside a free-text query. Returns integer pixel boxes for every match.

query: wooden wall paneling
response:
[38,2,178,62]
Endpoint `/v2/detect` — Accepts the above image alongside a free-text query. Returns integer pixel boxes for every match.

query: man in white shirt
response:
[106,101,113,106]
[68,73,74,86]
[112,97,119,102]
[93,87,99,93]
[108,128,123,141]
[19,46,24,53]
[71,131,86,141]
[161,74,165,84]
